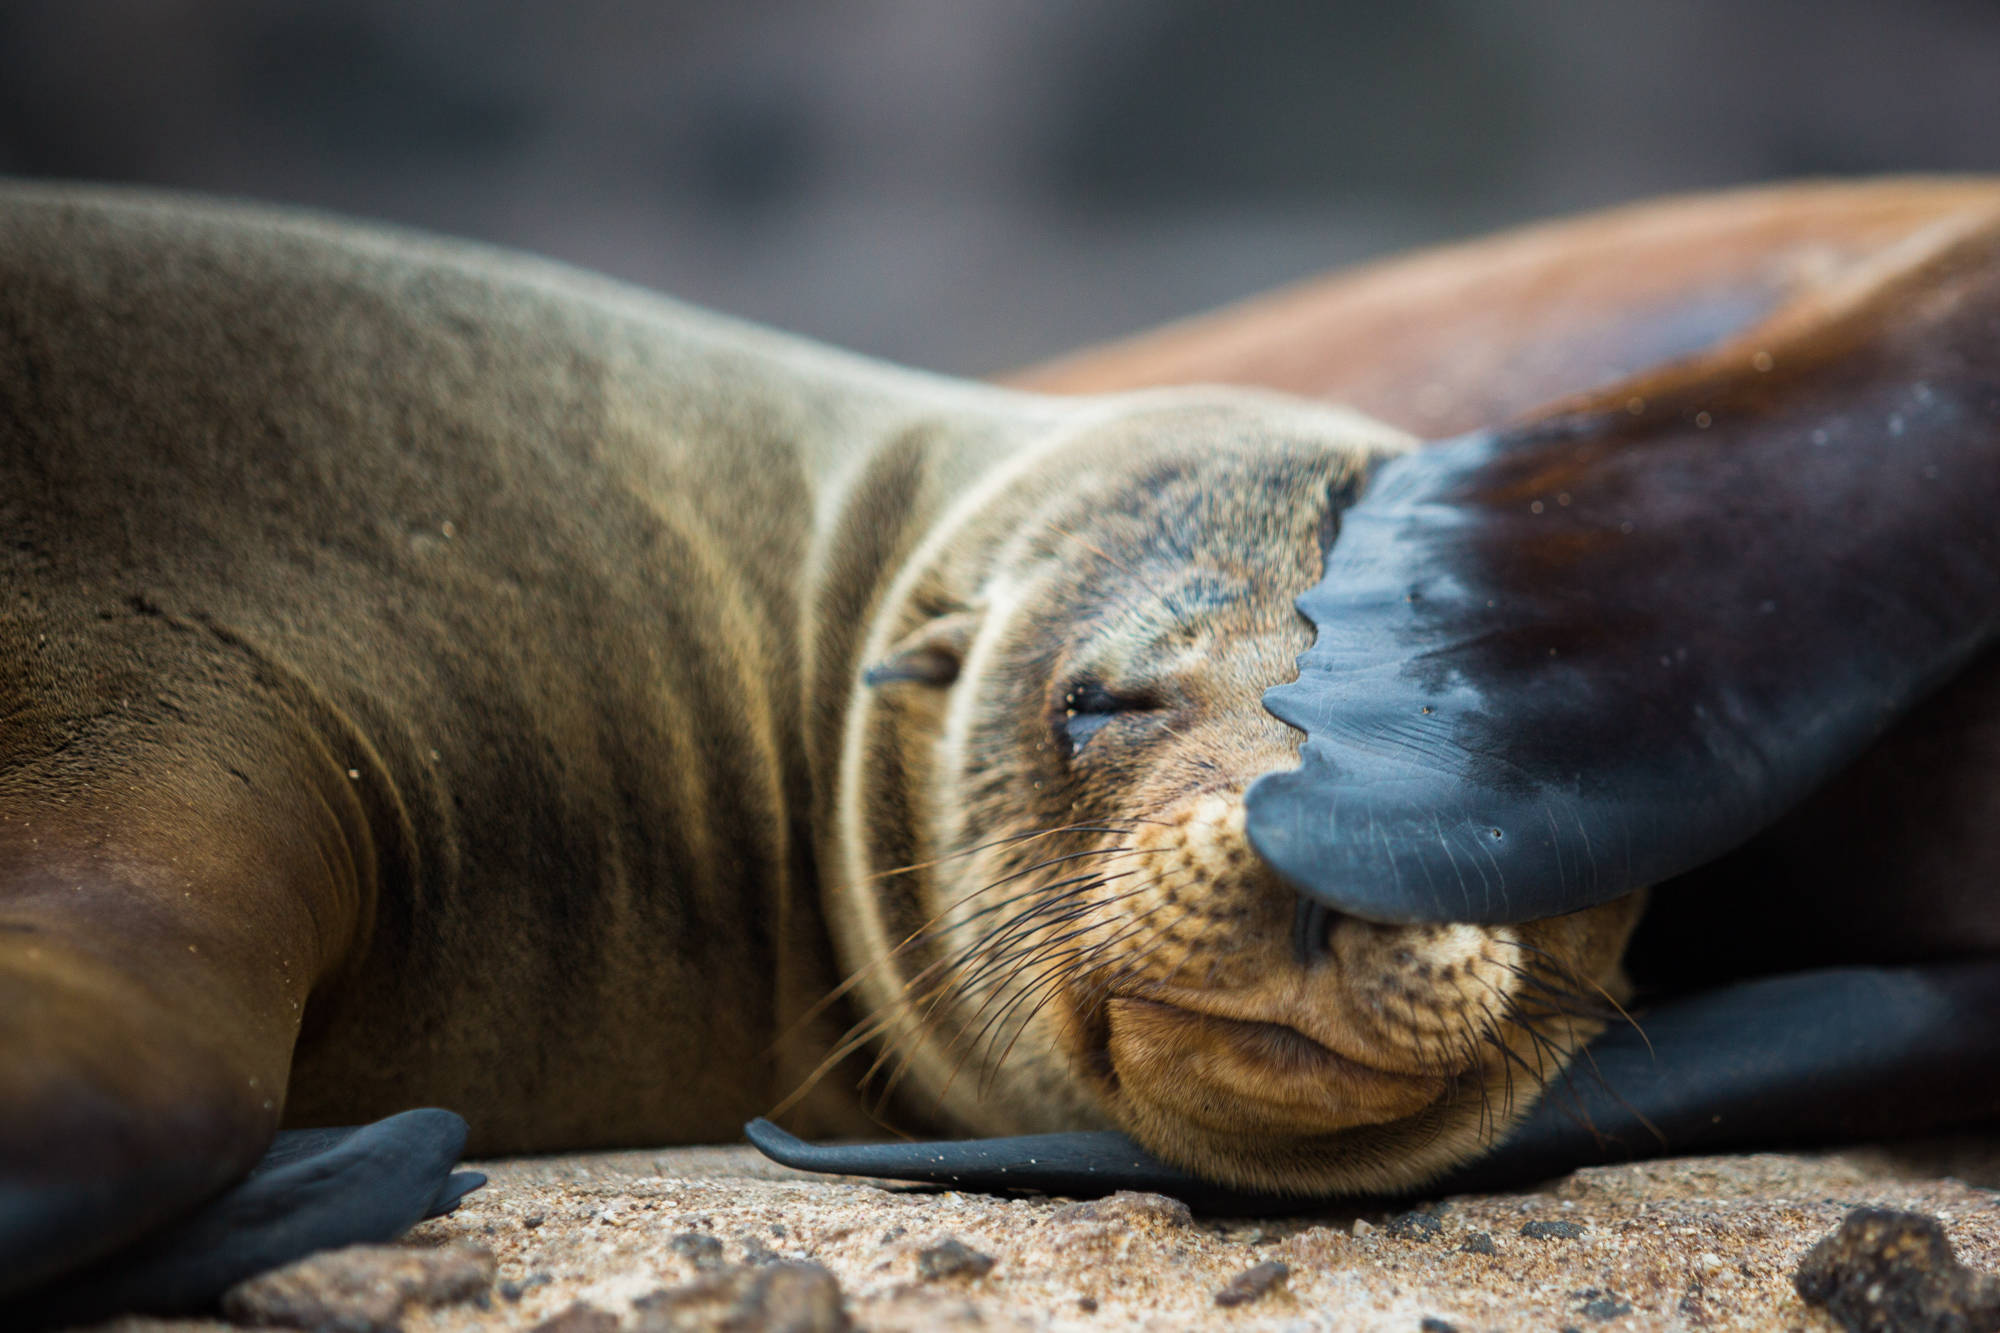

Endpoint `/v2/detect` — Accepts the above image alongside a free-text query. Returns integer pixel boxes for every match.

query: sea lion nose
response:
[1292,896,1340,965]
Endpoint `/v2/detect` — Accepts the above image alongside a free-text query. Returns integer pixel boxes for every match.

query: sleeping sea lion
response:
[0,182,1638,1322]
[10,178,2000,1318]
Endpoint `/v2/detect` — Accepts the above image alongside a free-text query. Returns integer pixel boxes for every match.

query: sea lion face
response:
[834,395,1645,1194]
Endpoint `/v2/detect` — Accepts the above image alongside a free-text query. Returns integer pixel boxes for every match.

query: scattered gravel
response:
[87,1138,2000,1332]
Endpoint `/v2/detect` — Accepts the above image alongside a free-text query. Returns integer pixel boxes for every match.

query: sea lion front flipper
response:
[1246,213,2000,924]
[1433,960,2000,1193]
[13,1110,482,1330]
[743,1119,1286,1214]
[0,600,397,1304]
[749,960,2000,1208]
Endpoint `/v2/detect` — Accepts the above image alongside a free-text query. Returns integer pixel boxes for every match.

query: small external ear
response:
[862,609,980,688]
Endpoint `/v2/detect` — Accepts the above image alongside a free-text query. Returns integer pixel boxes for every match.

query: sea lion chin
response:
[827,396,1646,1195]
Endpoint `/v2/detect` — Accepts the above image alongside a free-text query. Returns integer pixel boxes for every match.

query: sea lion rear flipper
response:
[749,960,2000,1207]
[1245,213,2000,923]
[13,1110,482,1330]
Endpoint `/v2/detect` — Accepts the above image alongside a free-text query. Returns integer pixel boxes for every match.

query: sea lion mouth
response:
[1098,995,1450,1137]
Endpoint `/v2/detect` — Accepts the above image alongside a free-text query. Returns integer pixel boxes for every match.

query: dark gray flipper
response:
[746,1118,1294,1215]
[1247,220,2000,924]
[747,960,2000,1211]
[1438,960,2000,1191]
[12,1109,479,1329]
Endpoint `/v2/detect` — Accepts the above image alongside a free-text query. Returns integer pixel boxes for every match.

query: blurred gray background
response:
[4,0,1998,375]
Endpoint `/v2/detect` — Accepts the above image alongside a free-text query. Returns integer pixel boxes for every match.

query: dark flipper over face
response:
[12,1110,481,1329]
[749,959,2000,1209]
[1248,216,2000,923]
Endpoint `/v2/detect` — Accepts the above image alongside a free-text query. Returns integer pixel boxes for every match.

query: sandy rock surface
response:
[89,1139,2000,1333]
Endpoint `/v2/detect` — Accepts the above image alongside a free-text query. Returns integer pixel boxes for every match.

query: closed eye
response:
[1059,680,1153,757]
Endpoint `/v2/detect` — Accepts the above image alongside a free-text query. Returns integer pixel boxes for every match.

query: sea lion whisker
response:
[942,867,1173,984]
[1477,1025,1552,1123]
[1467,973,1557,1089]
[946,889,1190,1073]
[918,857,1168,965]
[1465,995,1520,1127]
[945,915,1168,1105]
[930,869,1136,972]
[1493,959,1645,1050]
[859,874,1171,1101]
[854,821,1159,886]
[973,844,1164,896]
[1492,988,1627,1145]
[821,863,1146,1048]
[1491,943,1645,1046]
[768,1003,917,1121]
[1453,1024,1500,1146]
[824,840,1168,1056]
[816,919,1094,1103]
[881,843,1161,967]
[1495,1014,1625,1148]
[948,900,1155,1039]
[925,874,1155,1004]
[1558,1027,1670,1151]
[987,947,1121,1080]
[1493,968,1623,1023]
[776,847,1157,1047]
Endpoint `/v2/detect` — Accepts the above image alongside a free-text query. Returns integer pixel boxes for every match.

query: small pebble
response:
[1420,1319,1460,1333]
[1386,1211,1444,1242]
[1049,1191,1193,1228]
[500,1272,554,1303]
[1213,1261,1290,1308]
[1579,1291,1633,1321]
[917,1237,996,1280]
[523,1212,546,1229]
[1521,1220,1586,1241]
[1459,1232,1498,1256]
[529,1302,620,1333]
[221,1242,495,1333]
[632,1261,848,1333]
[1794,1206,2000,1333]
[670,1232,725,1269]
